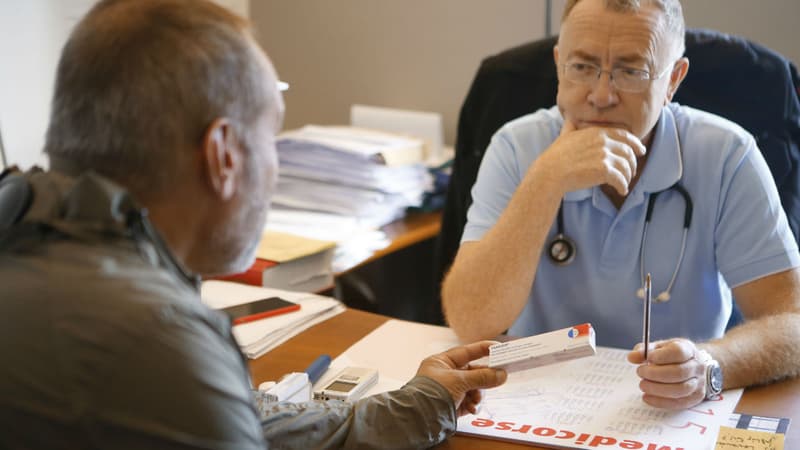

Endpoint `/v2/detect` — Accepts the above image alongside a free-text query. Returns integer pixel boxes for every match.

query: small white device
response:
[258,372,311,403]
[313,367,378,402]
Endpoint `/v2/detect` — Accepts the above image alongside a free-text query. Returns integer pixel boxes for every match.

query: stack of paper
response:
[201,280,345,359]
[264,208,390,273]
[274,125,432,228]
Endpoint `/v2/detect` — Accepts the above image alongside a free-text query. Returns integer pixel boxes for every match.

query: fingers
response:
[603,153,634,195]
[639,377,701,399]
[641,391,706,410]
[546,125,643,195]
[606,128,646,157]
[628,349,644,364]
[595,129,643,195]
[438,341,496,369]
[628,339,667,363]
[647,339,695,365]
[631,339,707,409]
[457,389,484,416]
[460,367,508,390]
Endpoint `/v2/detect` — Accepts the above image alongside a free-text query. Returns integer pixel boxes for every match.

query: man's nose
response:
[588,71,619,108]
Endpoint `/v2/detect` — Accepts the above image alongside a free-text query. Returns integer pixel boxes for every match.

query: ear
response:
[664,57,690,103]
[202,118,242,201]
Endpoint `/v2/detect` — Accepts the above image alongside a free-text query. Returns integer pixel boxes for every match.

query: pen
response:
[305,354,331,384]
[643,273,652,361]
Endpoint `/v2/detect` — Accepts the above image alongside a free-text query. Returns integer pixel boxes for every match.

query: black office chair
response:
[428,29,800,326]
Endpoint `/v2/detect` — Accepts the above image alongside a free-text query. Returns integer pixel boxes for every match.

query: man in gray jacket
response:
[0,0,507,448]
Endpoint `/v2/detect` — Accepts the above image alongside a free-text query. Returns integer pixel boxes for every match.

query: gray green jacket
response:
[0,169,456,449]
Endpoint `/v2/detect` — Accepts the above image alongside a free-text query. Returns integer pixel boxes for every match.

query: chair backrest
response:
[428,29,800,325]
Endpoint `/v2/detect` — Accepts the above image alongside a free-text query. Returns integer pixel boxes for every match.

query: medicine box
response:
[489,323,596,372]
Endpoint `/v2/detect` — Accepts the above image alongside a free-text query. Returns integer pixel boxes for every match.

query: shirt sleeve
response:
[462,129,523,243]
[259,376,456,449]
[715,136,800,287]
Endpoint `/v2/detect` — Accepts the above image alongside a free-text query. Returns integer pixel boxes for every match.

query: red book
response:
[214,231,335,292]
[216,259,279,286]
[215,255,333,293]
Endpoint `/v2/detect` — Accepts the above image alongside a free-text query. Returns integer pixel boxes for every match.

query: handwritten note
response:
[715,426,784,450]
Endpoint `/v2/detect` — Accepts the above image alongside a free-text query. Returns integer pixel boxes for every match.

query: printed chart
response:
[458,347,743,450]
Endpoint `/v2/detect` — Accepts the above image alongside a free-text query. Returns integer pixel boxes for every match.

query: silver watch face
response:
[708,363,723,395]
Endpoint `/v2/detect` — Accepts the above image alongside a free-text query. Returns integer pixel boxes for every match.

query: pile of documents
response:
[273,125,432,229]
[201,280,345,359]
[264,208,389,273]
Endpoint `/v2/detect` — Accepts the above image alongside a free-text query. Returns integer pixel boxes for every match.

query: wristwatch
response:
[696,349,723,399]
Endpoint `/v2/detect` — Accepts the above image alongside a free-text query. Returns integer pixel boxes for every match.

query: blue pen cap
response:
[305,354,331,384]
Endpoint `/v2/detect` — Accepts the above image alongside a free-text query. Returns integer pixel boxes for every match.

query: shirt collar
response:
[563,106,683,203]
[635,105,683,194]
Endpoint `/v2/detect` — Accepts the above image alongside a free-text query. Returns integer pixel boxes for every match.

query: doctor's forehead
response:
[559,2,668,65]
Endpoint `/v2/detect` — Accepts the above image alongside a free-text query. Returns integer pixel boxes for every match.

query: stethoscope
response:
[548,182,693,302]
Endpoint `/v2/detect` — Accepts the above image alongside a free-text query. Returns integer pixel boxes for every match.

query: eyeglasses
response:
[560,62,673,93]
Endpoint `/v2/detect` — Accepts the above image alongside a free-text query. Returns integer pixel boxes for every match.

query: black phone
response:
[221,297,300,325]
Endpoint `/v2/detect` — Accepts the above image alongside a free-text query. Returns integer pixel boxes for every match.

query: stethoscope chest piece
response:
[548,233,576,265]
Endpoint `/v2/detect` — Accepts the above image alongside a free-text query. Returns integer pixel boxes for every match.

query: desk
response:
[341,210,441,275]
[333,211,442,323]
[250,308,800,449]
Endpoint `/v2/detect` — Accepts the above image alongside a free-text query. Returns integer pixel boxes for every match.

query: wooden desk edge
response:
[249,308,389,384]
[338,211,441,275]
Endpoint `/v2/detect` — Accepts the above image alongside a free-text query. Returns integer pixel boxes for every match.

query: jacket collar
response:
[11,169,200,290]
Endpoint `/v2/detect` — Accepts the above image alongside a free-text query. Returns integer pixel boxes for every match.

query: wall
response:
[3,1,797,169]
[254,0,799,147]
[251,1,545,147]
[0,1,94,170]
[551,0,800,65]
[681,0,800,67]
[0,0,249,170]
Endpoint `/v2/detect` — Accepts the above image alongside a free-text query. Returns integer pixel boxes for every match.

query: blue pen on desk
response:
[305,354,331,384]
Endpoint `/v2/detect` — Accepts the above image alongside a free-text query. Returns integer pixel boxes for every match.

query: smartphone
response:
[221,297,300,325]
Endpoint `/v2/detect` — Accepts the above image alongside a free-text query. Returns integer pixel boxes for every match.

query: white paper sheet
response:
[201,280,345,358]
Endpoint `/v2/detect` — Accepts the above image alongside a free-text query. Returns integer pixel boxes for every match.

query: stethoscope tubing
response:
[548,182,693,302]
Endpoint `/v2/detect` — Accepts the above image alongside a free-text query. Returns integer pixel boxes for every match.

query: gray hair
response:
[562,0,686,58]
[45,0,271,198]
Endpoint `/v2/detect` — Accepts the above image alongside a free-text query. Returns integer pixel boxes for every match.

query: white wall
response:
[0,1,94,170]
[0,0,249,170]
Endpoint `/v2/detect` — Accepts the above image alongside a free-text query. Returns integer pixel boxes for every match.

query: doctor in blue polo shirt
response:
[443,0,800,410]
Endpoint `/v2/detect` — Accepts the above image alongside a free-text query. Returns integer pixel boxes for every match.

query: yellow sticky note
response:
[256,231,335,263]
[715,426,784,450]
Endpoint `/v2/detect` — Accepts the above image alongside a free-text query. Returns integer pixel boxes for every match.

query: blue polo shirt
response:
[462,104,800,348]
